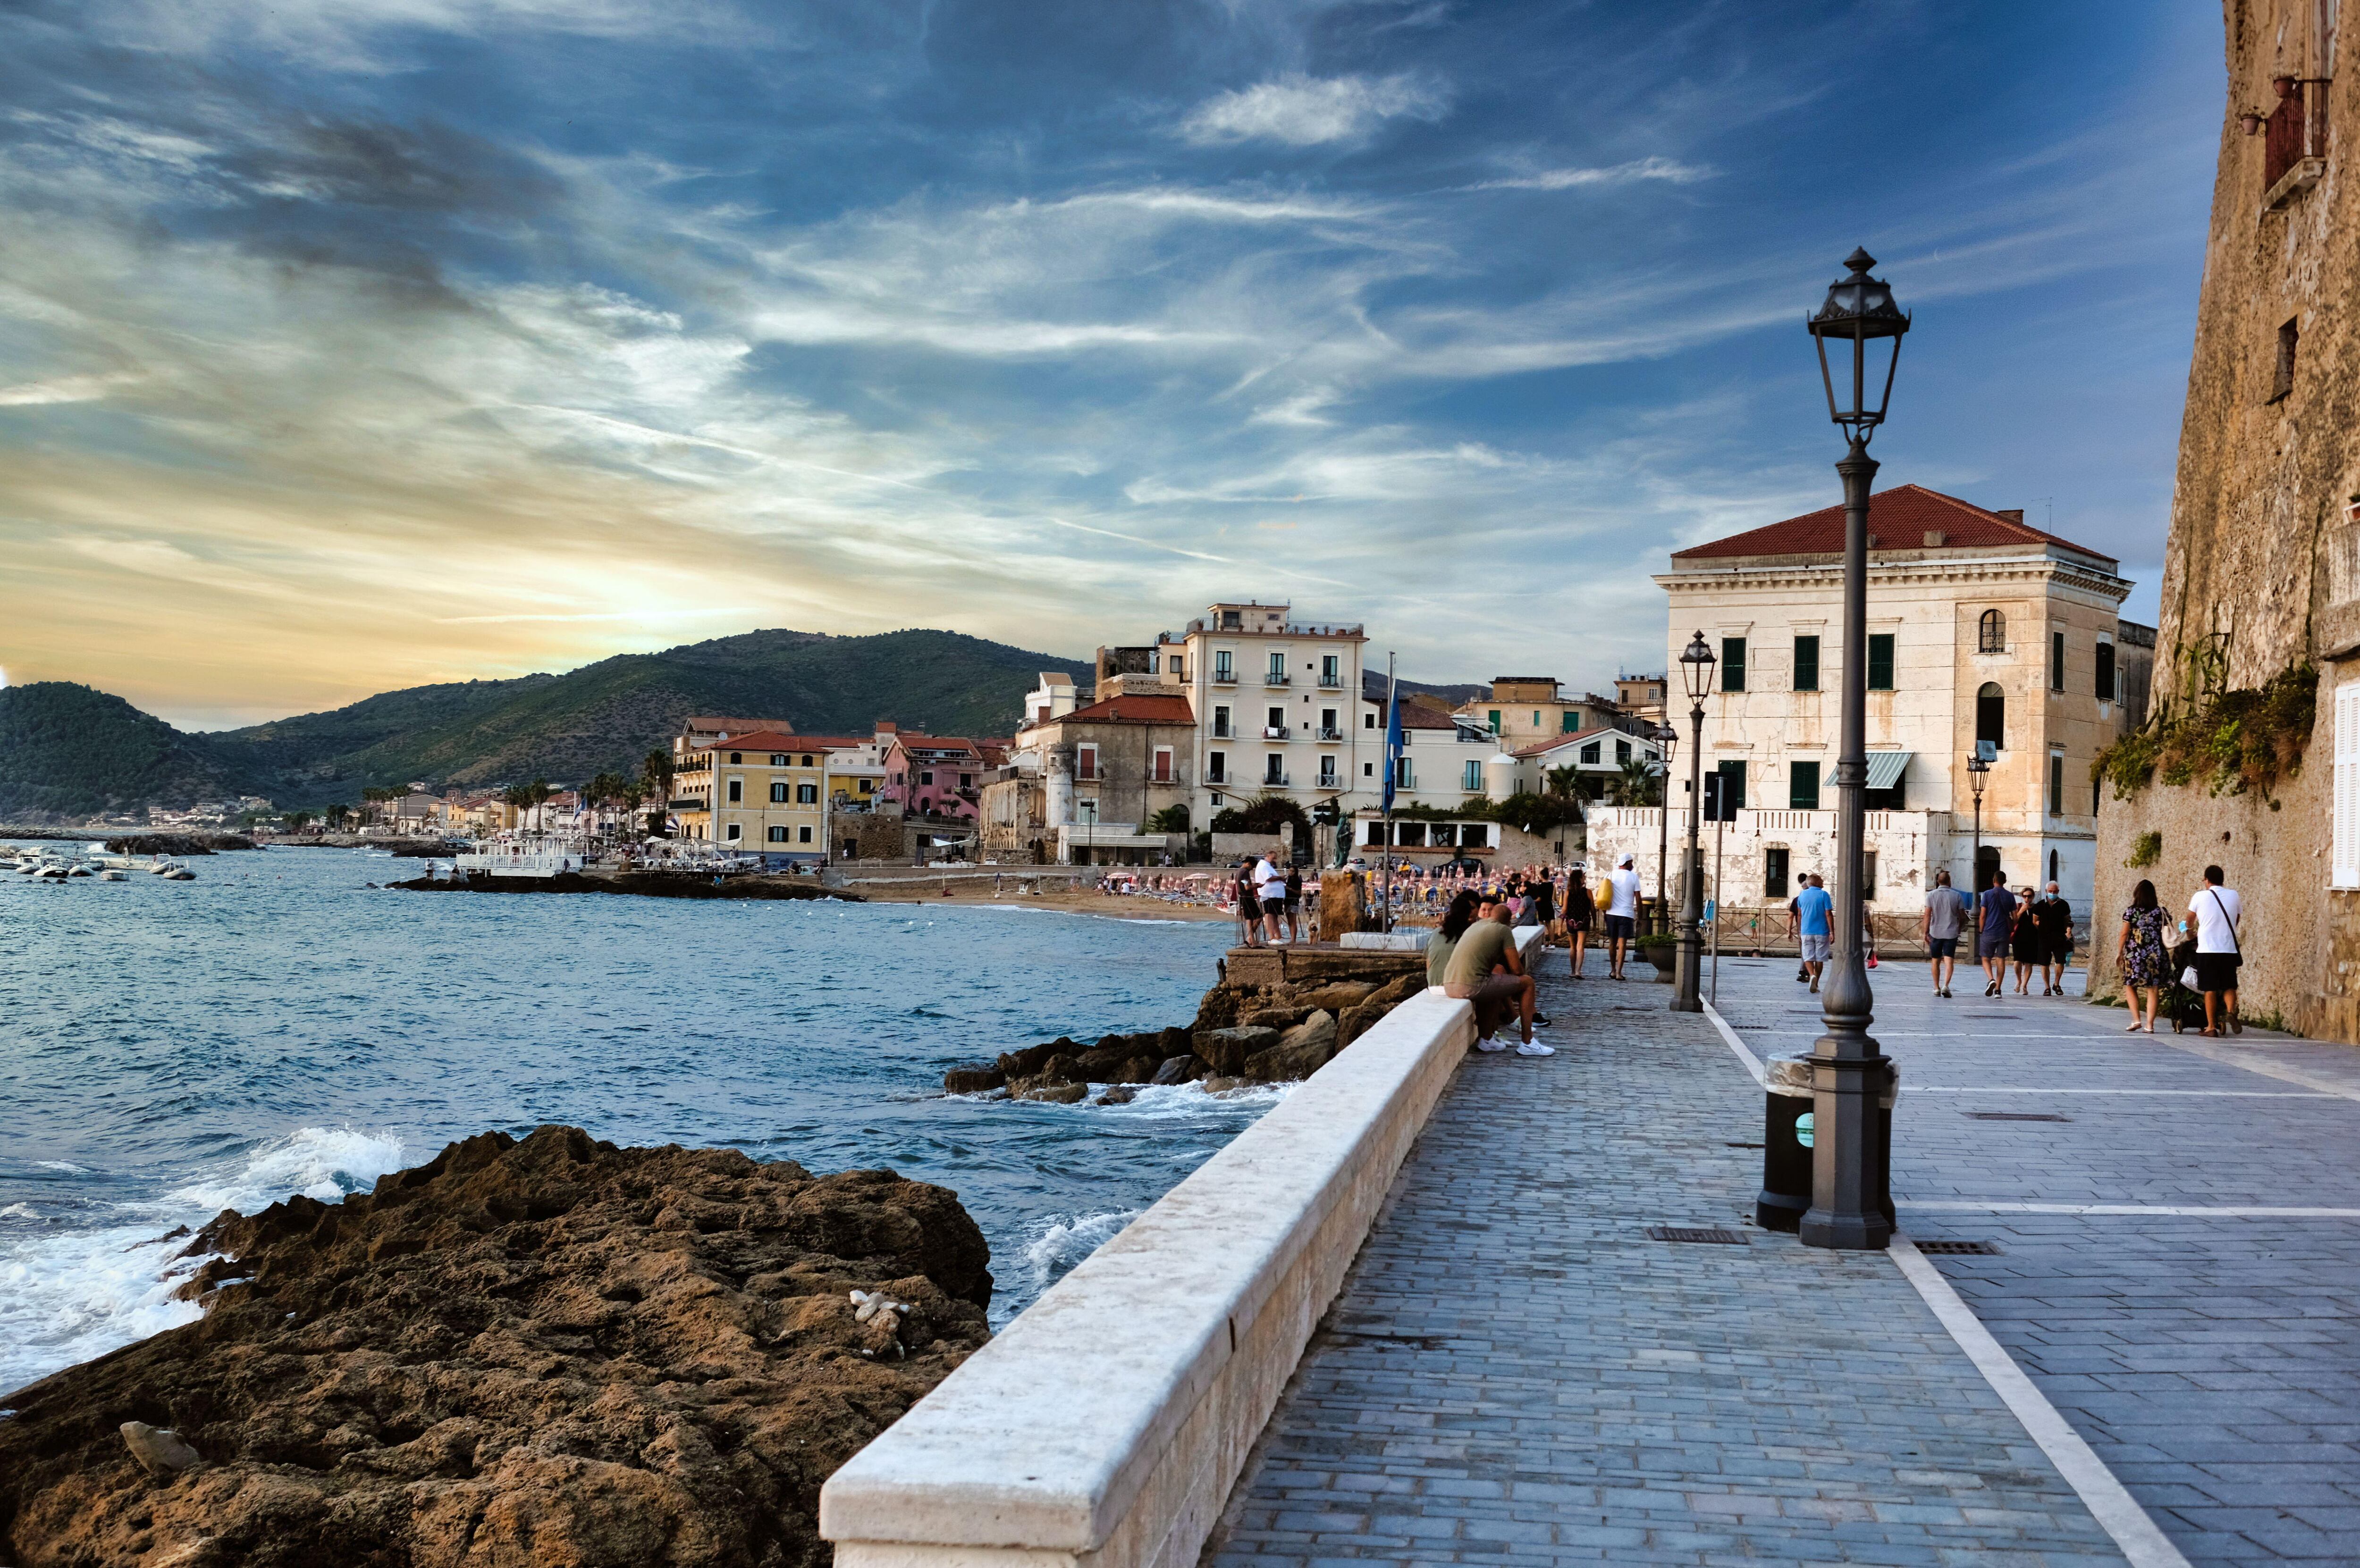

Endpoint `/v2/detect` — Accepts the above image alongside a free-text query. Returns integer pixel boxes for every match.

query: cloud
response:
[1468,157,1714,191]
[1179,74,1450,147]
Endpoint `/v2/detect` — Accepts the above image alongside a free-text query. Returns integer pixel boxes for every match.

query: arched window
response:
[1978,609,2006,653]
[1976,682,2005,749]
[2048,848,2059,885]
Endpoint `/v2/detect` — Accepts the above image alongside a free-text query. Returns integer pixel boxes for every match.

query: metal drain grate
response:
[1913,1240,2004,1255]
[1963,1111,2071,1122]
[1646,1225,1749,1245]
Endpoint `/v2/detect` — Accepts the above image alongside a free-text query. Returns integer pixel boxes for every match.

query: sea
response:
[0,844,1264,1397]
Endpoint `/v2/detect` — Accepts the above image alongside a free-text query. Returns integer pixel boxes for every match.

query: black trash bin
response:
[1756,1052,1898,1233]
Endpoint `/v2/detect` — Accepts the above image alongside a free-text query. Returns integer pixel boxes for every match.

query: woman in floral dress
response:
[2114,878,2170,1033]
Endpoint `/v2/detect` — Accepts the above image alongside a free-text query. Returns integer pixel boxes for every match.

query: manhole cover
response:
[1913,1240,2004,1255]
[1963,1111,2070,1122]
[1646,1225,1749,1245]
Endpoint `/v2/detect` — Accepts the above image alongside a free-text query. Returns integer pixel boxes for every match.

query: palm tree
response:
[1607,756,1661,807]
[1544,764,1581,800]
[641,750,674,837]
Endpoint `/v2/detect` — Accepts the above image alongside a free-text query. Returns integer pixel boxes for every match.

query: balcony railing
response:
[1264,671,1292,686]
[1260,725,1290,739]
[1263,772,1291,788]
[1315,727,1343,741]
[1316,772,1340,788]
[1212,669,1238,684]
[1318,675,1342,688]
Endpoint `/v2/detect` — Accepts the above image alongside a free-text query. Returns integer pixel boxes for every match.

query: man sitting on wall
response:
[1443,894,1553,1057]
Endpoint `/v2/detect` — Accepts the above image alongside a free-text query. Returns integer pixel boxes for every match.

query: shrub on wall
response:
[2124,830,2163,869]
[2092,662,2316,803]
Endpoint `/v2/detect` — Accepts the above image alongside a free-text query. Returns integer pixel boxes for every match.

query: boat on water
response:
[95,867,128,881]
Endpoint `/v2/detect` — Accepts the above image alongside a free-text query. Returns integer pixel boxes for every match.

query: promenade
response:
[1206,953,2360,1567]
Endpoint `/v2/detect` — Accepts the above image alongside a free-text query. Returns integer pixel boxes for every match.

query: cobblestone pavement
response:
[1206,956,2131,1567]
[1714,953,2360,1567]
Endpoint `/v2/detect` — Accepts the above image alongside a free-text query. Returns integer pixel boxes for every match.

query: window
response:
[1320,707,1337,735]
[770,782,788,803]
[771,753,788,766]
[1581,741,1601,764]
[1393,756,1413,789]
[1266,706,1284,730]
[1718,761,1747,812]
[1562,711,1579,732]
[1363,761,1374,777]
[1365,821,1386,846]
[1264,754,1284,785]
[1365,710,1377,729]
[767,825,787,843]
[801,754,813,767]
[2272,317,2299,403]
[1977,682,2005,749]
[1397,822,1426,847]
[1789,760,1820,810]
[2096,638,2120,703]
[1867,633,1895,690]
[1321,655,1339,685]
[1318,758,1337,786]
[1487,710,1502,732]
[1532,711,1542,727]
[1978,609,2006,654]
[1076,746,1096,780]
[725,822,742,841]
[1862,851,1879,901]
[1432,824,1457,847]
[1170,658,1185,681]
[960,773,972,788]
[1214,651,1234,680]
[1213,704,1231,738]
[2051,630,2066,692]
[858,778,875,795]
[798,783,818,804]
[1794,635,1820,692]
[1153,747,1173,783]
[1460,824,1488,848]
[730,752,742,764]
[1615,739,1631,764]
[1764,846,1790,899]
[795,826,809,844]
[919,770,934,785]
[1207,751,1226,784]
[1721,638,1747,691]
[727,779,742,803]
[1463,759,1481,791]
[1266,651,1286,681]
[2048,752,2065,816]
[2048,848,2058,884]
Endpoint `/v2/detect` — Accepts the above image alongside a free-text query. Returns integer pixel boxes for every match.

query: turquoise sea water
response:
[0,845,1256,1395]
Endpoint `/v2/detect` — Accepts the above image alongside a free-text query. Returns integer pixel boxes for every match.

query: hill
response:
[0,683,248,819]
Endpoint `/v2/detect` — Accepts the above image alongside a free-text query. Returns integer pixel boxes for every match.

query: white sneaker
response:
[1515,1040,1555,1057]
[1475,1039,1508,1053]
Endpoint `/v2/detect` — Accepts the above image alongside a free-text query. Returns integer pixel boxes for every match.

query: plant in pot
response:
[1632,933,1679,982]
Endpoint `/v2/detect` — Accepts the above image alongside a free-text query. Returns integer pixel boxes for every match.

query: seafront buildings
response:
[1586,486,2152,927]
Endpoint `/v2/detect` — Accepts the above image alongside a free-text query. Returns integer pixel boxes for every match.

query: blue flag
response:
[1381,692,1403,812]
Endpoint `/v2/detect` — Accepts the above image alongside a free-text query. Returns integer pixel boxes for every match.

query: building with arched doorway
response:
[1591,486,2154,935]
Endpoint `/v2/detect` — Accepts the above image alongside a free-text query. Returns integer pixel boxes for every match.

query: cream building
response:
[1453,677,1625,746]
[1150,601,1371,822]
[1588,486,2151,929]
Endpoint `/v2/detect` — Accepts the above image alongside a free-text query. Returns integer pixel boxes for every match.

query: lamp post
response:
[1967,753,1989,891]
[1653,721,1678,935]
[1798,247,1910,1251]
[1672,632,1714,1012]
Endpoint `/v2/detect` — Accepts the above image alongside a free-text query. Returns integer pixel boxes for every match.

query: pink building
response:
[881,731,1010,819]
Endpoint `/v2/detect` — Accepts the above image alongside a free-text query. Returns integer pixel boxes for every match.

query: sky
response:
[0,0,2222,730]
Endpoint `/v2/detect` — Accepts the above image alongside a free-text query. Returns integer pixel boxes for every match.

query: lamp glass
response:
[1677,631,1716,702]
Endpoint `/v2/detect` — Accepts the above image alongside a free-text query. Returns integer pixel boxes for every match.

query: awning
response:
[1864,751,1912,790]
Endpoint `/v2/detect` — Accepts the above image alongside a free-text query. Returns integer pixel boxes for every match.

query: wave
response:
[0,1126,411,1398]
[1002,1208,1141,1322]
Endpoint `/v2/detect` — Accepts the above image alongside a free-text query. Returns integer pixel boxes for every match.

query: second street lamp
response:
[1653,721,1678,936]
[1967,751,1990,891]
[1673,632,1714,1012]
[1797,248,1910,1251]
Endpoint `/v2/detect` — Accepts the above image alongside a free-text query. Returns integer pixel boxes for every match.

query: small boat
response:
[160,864,196,881]
[96,867,128,881]
[65,863,91,877]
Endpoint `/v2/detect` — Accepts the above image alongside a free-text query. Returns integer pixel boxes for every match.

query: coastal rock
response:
[1190,987,1247,1034]
[1191,1026,1279,1077]
[1242,1006,1313,1031]
[1095,1087,1138,1107]
[1200,1076,1244,1095]
[1244,1011,1338,1082]
[1338,973,1424,1049]
[1150,1056,1193,1086]
[118,1422,203,1478]
[0,1125,992,1568]
[995,1038,1078,1080]
[1015,1081,1088,1104]
[942,1065,1006,1095]
[1291,981,1377,1014]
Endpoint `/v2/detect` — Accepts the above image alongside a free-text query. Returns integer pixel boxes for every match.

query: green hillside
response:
[0,683,247,818]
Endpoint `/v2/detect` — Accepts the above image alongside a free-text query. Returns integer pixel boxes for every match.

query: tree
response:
[1544,765,1581,800]
[1608,756,1661,807]
[1146,804,1190,834]
[285,810,314,833]
[641,749,675,838]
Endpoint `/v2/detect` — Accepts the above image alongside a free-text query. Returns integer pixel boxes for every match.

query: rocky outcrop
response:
[0,1125,992,1568]
[1244,1011,1338,1083]
[101,833,256,856]
[393,872,859,903]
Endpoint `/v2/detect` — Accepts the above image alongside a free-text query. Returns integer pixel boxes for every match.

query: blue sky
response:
[0,0,2219,726]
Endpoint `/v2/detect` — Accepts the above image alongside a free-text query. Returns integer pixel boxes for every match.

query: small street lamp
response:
[1653,720,1678,936]
[1966,752,1990,890]
[1797,247,1910,1250]
[1673,632,1714,1012]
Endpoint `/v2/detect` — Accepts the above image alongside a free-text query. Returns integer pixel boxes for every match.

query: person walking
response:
[2009,880,2047,995]
[1564,865,1594,980]
[1602,853,1643,981]
[1443,893,1552,1055]
[2115,878,2170,1033]
[1977,872,2018,996]
[2187,865,2243,1035]
[1791,872,1833,993]
[2031,881,2075,996]
[1922,868,1967,997]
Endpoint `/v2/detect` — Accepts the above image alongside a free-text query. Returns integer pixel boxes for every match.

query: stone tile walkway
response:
[1206,957,2134,1566]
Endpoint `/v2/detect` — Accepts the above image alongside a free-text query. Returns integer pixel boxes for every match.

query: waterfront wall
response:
[820,929,1541,1567]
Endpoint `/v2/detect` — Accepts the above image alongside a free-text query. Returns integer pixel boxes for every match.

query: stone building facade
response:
[2092,0,2360,1037]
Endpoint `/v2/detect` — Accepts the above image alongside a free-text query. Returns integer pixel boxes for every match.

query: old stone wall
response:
[2101,0,2358,1039]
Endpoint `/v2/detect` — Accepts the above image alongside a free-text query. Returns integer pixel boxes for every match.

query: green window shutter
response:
[1867,634,1895,690]
[1720,638,1746,691]
[1487,710,1500,731]
[1788,761,1820,809]
[1793,636,1819,692]
[1561,711,1578,732]
[1719,761,1746,811]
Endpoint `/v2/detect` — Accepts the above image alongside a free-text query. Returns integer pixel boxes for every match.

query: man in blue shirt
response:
[1977,872,2019,998]
[1788,872,1834,994]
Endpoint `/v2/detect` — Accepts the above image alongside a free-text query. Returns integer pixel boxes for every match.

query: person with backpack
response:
[2186,865,2243,1035]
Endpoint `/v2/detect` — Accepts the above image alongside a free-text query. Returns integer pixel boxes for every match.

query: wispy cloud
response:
[1180,73,1450,147]
[1468,157,1714,191]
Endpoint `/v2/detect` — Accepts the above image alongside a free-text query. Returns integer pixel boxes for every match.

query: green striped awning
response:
[1864,751,1912,790]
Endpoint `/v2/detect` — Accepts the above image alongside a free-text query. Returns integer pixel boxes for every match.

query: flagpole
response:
[1382,652,1398,933]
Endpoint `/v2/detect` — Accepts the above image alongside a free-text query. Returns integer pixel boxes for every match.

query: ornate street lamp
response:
[1797,248,1909,1250]
[1966,752,1990,890]
[1653,720,1678,936]
[1672,632,1714,1012]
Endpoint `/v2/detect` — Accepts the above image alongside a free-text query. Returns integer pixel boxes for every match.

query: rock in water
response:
[1149,1056,1193,1086]
[118,1422,202,1477]
[1244,1010,1339,1082]
[0,1125,993,1568]
[942,1064,1006,1095]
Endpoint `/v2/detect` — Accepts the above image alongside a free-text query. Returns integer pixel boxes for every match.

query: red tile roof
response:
[1669,485,2117,570]
[685,715,795,736]
[1056,694,1197,725]
[700,730,802,754]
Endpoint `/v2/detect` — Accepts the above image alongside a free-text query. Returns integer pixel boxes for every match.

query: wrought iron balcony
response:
[1260,725,1290,739]
[1315,727,1343,741]
[1264,671,1292,686]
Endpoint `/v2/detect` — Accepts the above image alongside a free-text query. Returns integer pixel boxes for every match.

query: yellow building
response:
[1454,678,1624,745]
[669,728,832,858]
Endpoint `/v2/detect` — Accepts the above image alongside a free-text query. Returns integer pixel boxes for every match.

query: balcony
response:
[1315,727,1343,742]
[1260,725,1290,740]
[1211,726,1232,739]
[1262,772,1291,788]
[1318,674,1342,688]
[1211,669,1239,685]
[1263,671,1292,687]
[1315,771,1340,789]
